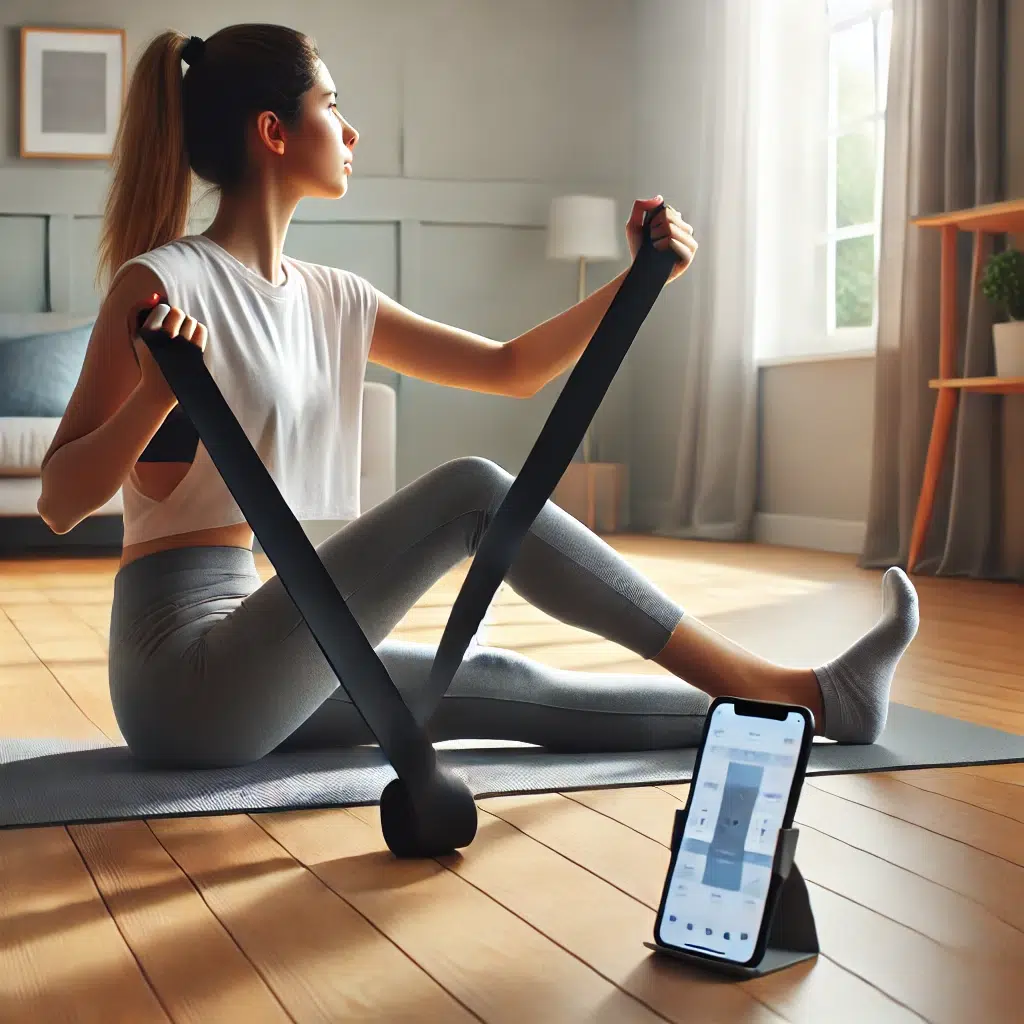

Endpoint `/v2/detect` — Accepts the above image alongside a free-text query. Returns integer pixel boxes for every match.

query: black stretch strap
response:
[134,326,441,788]
[136,404,200,462]
[414,205,677,725]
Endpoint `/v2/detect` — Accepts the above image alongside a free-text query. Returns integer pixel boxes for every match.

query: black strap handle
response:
[133,201,676,857]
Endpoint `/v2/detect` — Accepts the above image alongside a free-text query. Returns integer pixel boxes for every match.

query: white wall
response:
[0,0,638,500]
[756,354,874,553]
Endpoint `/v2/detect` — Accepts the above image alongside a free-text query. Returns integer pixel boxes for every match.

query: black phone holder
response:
[133,205,678,860]
[644,805,819,978]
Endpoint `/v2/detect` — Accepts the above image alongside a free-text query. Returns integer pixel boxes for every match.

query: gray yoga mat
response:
[1,702,1021,830]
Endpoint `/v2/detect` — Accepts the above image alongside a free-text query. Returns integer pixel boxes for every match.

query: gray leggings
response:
[108,456,710,767]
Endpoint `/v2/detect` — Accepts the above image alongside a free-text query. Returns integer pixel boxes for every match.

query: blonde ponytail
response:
[96,31,192,290]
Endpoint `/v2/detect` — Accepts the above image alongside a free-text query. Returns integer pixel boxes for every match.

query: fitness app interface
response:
[659,703,807,962]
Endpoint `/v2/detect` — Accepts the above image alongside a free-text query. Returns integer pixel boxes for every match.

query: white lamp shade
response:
[546,195,621,261]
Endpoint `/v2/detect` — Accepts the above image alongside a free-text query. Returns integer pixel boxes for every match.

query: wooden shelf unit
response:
[907,199,1024,572]
[910,196,1024,232]
[928,376,1024,395]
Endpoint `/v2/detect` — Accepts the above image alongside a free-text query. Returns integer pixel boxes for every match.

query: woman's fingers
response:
[138,302,208,351]
[143,302,171,332]
[162,307,187,339]
[650,208,693,242]
[654,227,698,253]
[144,303,186,338]
[178,314,209,350]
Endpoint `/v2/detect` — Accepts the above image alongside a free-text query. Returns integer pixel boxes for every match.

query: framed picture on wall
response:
[20,26,126,159]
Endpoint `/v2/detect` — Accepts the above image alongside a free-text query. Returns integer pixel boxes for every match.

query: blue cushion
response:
[0,322,95,417]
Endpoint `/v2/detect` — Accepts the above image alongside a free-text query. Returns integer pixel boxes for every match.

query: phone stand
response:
[644,807,819,979]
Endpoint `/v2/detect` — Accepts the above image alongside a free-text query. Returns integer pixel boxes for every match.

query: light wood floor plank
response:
[875,767,1024,824]
[343,805,788,1024]
[805,884,1023,1023]
[68,602,113,642]
[961,763,1024,787]
[146,814,480,1023]
[68,820,295,1024]
[256,807,670,1024]
[45,658,124,743]
[0,610,107,740]
[0,826,171,1024]
[0,587,50,607]
[808,775,1024,868]
[3,601,108,664]
[478,791,1024,1023]
[345,803,916,1024]
[567,784,1024,958]
[661,782,1024,935]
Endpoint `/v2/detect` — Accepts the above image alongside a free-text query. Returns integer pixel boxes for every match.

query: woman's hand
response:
[131,299,208,410]
[626,196,698,284]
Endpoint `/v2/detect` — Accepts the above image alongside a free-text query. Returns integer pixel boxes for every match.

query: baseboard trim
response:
[754,513,866,555]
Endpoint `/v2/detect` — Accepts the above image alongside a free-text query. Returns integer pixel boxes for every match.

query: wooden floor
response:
[1,536,1022,1023]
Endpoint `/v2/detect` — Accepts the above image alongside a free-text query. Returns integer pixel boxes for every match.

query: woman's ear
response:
[255,110,286,156]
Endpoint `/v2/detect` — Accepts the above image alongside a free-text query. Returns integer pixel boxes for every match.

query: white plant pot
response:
[993,320,1024,378]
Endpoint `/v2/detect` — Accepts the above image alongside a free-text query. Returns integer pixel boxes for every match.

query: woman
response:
[38,25,918,767]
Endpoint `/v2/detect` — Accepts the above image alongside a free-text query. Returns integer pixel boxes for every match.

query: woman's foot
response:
[811,567,919,743]
[653,566,919,745]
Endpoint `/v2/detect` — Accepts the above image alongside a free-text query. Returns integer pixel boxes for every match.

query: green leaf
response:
[980,248,1024,320]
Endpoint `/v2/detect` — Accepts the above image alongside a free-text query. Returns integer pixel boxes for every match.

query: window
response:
[825,0,892,347]
[753,0,894,365]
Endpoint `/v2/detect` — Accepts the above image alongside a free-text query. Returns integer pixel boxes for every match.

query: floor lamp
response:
[546,195,622,463]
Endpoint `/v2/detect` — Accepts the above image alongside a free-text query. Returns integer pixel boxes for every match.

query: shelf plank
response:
[912,197,1024,233]
[929,376,1024,394]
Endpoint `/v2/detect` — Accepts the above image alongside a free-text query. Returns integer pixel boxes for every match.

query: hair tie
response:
[181,35,205,66]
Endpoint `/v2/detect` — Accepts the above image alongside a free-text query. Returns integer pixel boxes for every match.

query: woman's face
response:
[279,58,359,200]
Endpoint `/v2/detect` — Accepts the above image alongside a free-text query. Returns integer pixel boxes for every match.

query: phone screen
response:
[657,701,809,963]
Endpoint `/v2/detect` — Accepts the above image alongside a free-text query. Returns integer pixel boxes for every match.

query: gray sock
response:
[813,567,920,744]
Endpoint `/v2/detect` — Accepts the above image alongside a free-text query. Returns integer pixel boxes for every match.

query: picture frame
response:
[20,26,126,160]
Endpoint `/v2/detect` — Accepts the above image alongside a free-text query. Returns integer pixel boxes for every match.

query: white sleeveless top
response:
[112,234,379,547]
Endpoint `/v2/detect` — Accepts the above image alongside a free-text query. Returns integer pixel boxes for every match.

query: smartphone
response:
[653,696,815,968]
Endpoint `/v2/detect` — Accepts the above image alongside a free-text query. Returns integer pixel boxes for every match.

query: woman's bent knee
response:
[434,456,513,504]
[399,457,514,551]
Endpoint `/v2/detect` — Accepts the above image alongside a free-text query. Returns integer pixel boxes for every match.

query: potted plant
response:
[980,247,1024,378]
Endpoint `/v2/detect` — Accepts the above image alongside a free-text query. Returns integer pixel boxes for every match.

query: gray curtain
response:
[861,0,1023,578]
[648,0,761,543]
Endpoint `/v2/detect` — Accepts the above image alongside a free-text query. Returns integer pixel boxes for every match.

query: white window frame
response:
[822,0,892,356]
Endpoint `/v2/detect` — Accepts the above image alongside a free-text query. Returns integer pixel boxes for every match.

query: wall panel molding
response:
[0,168,625,226]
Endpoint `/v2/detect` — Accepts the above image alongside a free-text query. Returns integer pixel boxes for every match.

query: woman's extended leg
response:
[282,566,917,753]
[278,637,715,753]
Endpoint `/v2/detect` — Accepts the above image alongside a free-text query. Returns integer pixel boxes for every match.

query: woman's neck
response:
[202,181,300,287]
